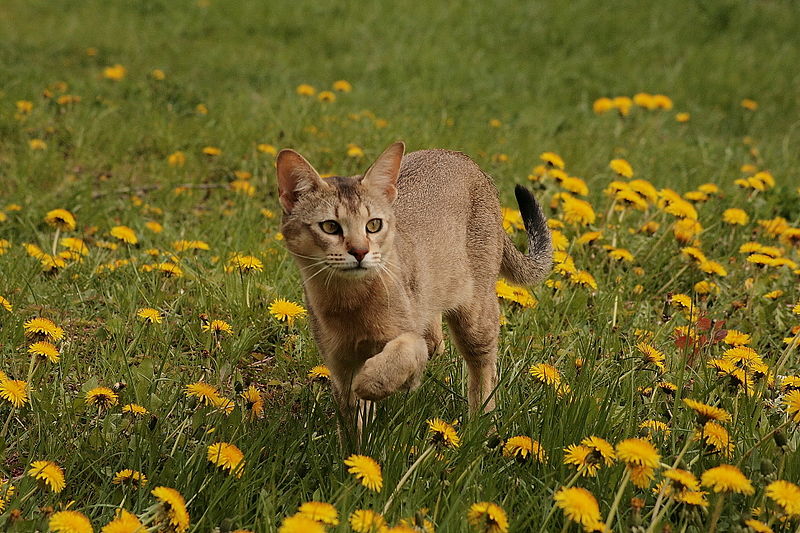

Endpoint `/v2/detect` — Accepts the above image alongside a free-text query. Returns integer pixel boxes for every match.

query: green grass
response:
[1,0,799,531]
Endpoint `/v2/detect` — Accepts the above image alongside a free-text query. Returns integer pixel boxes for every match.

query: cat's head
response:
[276,142,404,280]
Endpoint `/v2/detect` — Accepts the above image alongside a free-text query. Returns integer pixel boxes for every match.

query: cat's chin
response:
[333,266,377,280]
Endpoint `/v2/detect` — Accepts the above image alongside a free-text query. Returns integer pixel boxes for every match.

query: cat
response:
[277,142,552,435]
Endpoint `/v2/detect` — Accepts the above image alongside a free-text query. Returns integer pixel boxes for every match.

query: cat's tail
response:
[500,185,553,286]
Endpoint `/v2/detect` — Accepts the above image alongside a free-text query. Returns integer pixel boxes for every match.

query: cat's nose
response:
[348,248,368,263]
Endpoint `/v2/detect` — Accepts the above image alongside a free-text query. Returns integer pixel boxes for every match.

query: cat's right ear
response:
[276,149,329,214]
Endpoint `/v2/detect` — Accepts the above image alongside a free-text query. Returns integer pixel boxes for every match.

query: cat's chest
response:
[317,308,403,362]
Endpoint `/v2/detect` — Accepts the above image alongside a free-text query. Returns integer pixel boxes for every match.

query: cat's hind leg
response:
[446,292,500,414]
[424,315,445,357]
[353,332,428,402]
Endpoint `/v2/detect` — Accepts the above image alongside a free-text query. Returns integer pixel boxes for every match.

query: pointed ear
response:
[361,141,404,204]
[276,149,329,214]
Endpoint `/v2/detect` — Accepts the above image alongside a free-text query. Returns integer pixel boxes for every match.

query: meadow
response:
[1,0,800,531]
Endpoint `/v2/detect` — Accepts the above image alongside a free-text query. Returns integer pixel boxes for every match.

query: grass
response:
[1,0,799,531]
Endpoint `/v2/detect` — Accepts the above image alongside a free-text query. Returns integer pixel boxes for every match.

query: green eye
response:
[366,218,382,233]
[320,220,341,234]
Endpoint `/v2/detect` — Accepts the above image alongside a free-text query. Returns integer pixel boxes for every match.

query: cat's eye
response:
[319,220,341,234]
[366,218,383,233]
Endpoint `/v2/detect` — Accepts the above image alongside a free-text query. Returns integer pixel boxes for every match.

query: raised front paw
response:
[352,359,392,402]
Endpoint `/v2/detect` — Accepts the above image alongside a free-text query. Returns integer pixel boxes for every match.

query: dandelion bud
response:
[773,430,787,448]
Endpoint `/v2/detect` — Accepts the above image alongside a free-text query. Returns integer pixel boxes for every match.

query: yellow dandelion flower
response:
[723,208,749,225]
[257,143,277,155]
[741,98,758,111]
[109,226,138,245]
[765,480,800,516]
[279,514,325,533]
[349,510,386,533]
[636,342,665,371]
[683,398,732,424]
[698,421,734,456]
[495,279,537,308]
[308,365,331,381]
[467,501,509,533]
[723,330,751,346]
[137,308,162,324]
[317,90,336,102]
[563,444,602,477]
[562,197,596,226]
[49,510,93,533]
[296,84,316,96]
[28,341,60,363]
[744,519,773,533]
[607,247,634,262]
[630,465,656,488]
[60,237,89,255]
[581,436,616,466]
[427,418,461,448]
[613,96,633,116]
[609,158,633,178]
[701,464,754,494]
[201,319,233,335]
[228,254,263,273]
[653,94,673,109]
[121,403,149,416]
[699,259,728,277]
[103,64,127,80]
[0,378,29,407]
[44,209,76,231]
[185,382,221,406]
[240,385,264,419]
[344,454,383,492]
[673,490,709,507]
[172,240,210,252]
[553,487,604,531]
[616,438,660,468]
[100,509,143,533]
[269,298,307,325]
[570,270,597,290]
[639,420,671,438]
[0,296,10,312]
[145,221,163,233]
[298,501,339,525]
[763,289,783,300]
[576,231,602,245]
[29,138,47,150]
[153,262,183,277]
[784,390,800,422]
[202,146,221,156]
[332,80,352,92]
[167,151,186,167]
[28,460,65,492]
[676,112,690,123]
[112,469,148,487]
[540,151,565,169]
[151,486,190,532]
[593,97,614,114]
[86,387,119,409]
[664,468,700,492]
[529,363,561,386]
[503,435,547,463]
[208,442,245,478]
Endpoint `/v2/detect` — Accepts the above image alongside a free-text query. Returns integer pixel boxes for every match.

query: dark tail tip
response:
[514,184,547,235]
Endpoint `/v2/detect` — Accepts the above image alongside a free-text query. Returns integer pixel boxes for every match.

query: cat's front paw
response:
[353,360,392,402]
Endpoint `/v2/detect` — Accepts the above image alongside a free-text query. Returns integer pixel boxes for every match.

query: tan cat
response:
[277,142,551,434]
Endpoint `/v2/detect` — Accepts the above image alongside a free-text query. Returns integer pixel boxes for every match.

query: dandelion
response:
[563,444,602,477]
[743,519,773,533]
[45,209,76,231]
[185,382,221,406]
[593,97,614,114]
[664,469,700,493]
[765,480,800,516]
[676,112,690,122]
[153,262,183,277]
[317,90,336,102]
[698,421,734,456]
[49,510,93,533]
[279,514,325,533]
[208,442,245,478]
[332,80,352,92]
[503,435,547,462]
[296,84,316,96]
[201,319,233,335]
[308,365,331,381]
[683,398,732,424]
[228,254,263,273]
[723,330,751,346]
[257,143,277,155]
[570,270,597,290]
[741,98,758,111]
[784,390,800,422]
[639,420,670,438]
[29,139,47,150]
[110,226,138,245]
[582,436,616,466]
[562,197,596,226]
[0,378,29,407]
[344,454,383,492]
[529,363,561,386]
[167,151,186,167]
[349,510,386,533]
[103,64,127,80]
[150,486,190,532]
[701,464,754,494]
[609,158,633,178]
[467,501,509,533]
[202,146,221,156]
[553,487,605,532]
[101,509,143,533]
[427,418,461,448]
[112,469,148,487]
[298,501,339,525]
[28,460,65,492]
[723,208,749,225]
[616,438,660,468]
[239,385,264,419]
[269,298,307,325]
[137,308,162,324]
[28,341,60,363]
[636,342,665,371]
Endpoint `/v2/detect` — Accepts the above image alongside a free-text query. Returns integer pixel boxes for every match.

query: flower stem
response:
[604,468,631,530]
[382,445,434,515]
[707,493,725,533]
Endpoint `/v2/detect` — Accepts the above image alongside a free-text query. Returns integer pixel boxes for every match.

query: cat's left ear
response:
[361,141,405,204]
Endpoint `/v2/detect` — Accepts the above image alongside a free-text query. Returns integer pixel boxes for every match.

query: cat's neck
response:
[302,263,398,313]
